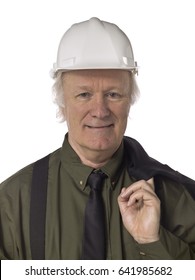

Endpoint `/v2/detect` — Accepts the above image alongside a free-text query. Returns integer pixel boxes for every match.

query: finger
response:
[127,191,151,206]
[147,177,155,191]
[118,188,128,203]
[120,187,126,194]
[120,179,155,198]
[127,189,159,207]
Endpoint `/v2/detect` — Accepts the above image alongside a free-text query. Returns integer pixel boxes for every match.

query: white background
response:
[0,0,195,183]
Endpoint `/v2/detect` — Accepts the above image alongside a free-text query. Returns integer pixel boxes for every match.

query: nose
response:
[90,95,110,119]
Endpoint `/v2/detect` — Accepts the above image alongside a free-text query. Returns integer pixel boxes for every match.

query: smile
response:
[86,124,113,129]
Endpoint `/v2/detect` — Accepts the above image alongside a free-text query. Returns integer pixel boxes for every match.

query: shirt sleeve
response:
[136,226,195,259]
[0,166,33,260]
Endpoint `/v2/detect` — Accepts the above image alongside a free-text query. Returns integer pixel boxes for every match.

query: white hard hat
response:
[52,17,138,77]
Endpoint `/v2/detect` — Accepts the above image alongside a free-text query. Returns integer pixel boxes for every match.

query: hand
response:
[118,178,160,244]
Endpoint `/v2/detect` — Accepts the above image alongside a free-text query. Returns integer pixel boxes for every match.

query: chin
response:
[87,138,119,152]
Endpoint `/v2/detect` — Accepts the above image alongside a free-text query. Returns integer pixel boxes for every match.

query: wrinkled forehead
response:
[62,69,132,91]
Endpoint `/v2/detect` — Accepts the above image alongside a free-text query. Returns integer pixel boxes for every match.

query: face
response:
[62,69,132,161]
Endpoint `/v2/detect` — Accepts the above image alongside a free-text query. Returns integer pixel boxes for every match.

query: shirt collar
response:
[100,141,124,189]
[60,133,125,190]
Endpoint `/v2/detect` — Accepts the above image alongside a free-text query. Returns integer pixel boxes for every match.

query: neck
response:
[68,139,116,169]
[78,153,110,169]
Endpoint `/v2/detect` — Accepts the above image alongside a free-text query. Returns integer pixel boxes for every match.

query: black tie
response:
[82,170,107,259]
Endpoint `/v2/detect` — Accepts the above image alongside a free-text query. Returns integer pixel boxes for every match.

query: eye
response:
[76,92,92,99]
[106,92,122,99]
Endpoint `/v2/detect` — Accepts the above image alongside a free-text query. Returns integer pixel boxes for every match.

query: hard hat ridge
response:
[81,18,120,68]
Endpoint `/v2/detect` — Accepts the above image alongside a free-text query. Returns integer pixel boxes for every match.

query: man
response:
[0,17,195,260]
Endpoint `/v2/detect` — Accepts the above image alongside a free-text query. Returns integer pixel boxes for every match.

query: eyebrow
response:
[75,85,122,92]
[76,85,93,91]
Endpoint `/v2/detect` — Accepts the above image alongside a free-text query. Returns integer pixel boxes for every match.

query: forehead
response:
[62,69,131,89]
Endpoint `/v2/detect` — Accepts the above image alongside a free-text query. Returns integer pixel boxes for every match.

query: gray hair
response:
[52,71,140,122]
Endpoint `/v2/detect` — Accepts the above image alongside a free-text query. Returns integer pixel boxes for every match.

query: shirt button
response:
[80,180,83,185]
[139,251,146,256]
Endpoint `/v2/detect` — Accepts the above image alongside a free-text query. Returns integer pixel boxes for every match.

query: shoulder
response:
[0,148,61,200]
[0,163,33,197]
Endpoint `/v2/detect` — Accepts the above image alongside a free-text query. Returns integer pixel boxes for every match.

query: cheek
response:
[62,98,74,122]
[63,104,74,126]
[63,103,85,129]
[114,105,130,134]
[117,103,131,121]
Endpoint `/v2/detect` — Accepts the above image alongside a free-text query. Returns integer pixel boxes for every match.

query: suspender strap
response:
[30,154,50,260]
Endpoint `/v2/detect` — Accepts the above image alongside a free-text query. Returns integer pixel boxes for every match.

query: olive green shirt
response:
[0,135,195,259]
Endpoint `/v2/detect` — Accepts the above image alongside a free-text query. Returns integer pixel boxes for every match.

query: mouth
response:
[86,124,114,129]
